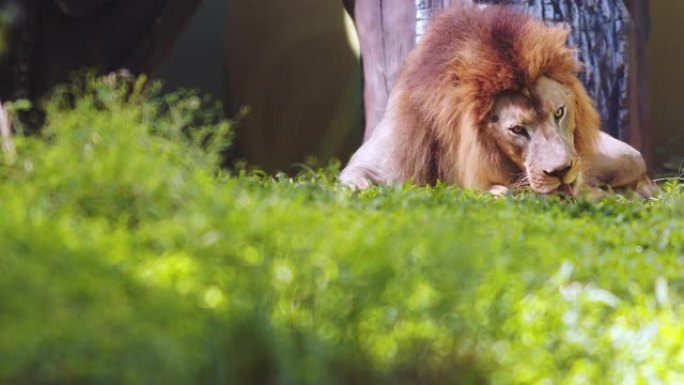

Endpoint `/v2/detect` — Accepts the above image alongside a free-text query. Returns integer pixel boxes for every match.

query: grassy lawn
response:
[2,78,684,384]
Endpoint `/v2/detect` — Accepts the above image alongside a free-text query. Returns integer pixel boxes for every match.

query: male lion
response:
[339,4,654,198]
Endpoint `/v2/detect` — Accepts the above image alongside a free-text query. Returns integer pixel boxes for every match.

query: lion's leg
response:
[584,131,656,198]
[339,116,404,189]
[488,185,510,197]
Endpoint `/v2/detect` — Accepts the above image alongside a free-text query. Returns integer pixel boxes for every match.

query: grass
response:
[2,76,684,384]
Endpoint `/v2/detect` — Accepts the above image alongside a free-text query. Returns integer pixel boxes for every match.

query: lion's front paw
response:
[488,185,510,197]
[575,179,659,201]
[574,185,607,201]
[338,168,374,190]
[636,179,659,199]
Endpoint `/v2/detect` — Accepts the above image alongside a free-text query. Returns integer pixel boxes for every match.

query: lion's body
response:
[339,4,653,197]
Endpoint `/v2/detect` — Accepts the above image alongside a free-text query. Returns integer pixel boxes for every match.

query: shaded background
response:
[155,0,363,174]
[649,1,684,173]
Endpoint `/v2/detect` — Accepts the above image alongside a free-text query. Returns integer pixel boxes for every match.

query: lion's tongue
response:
[557,183,574,196]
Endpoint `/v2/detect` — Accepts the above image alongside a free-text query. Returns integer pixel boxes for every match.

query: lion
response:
[339,4,654,198]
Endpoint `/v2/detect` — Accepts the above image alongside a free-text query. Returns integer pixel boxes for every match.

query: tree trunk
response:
[1,0,202,102]
[348,0,651,164]
[351,0,415,141]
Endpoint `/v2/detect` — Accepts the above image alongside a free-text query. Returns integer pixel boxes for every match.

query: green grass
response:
[2,76,684,384]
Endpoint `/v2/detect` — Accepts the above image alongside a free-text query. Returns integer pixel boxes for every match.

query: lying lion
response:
[339,4,655,198]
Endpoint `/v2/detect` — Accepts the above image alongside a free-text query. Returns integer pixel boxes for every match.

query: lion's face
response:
[486,77,580,194]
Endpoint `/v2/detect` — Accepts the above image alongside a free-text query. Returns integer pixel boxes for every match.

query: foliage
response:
[2,77,684,384]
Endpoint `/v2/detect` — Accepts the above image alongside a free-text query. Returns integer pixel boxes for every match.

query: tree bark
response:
[623,0,652,165]
[350,0,415,141]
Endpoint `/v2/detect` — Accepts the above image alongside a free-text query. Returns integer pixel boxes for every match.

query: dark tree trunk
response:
[0,0,202,102]
[347,0,651,164]
[624,0,652,165]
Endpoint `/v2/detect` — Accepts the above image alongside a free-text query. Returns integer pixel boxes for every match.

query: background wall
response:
[155,0,363,174]
[154,0,227,102]
[649,1,684,174]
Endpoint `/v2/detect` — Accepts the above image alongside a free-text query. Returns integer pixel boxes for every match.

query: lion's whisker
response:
[509,173,530,189]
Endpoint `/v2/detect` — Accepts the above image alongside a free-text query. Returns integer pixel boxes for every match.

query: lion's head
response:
[396,4,600,193]
[485,76,592,193]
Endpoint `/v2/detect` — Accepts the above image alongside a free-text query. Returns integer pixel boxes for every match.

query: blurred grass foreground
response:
[2,76,684,385]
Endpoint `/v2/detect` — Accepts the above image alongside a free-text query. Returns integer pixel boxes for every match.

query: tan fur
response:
[340,4,653,197]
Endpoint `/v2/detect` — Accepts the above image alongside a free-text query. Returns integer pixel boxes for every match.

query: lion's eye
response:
[554,106,566,120]
[509,125,529,138]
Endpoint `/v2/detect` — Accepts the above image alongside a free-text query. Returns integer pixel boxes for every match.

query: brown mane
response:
[385,4,600,187]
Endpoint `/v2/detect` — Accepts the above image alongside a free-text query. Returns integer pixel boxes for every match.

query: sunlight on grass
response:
[1,76,684,384]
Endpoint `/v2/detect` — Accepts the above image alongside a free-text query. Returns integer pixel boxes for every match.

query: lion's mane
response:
[386,4,600,187]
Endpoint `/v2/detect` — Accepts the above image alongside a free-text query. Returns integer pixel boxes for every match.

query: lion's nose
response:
[543,162,572,180]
